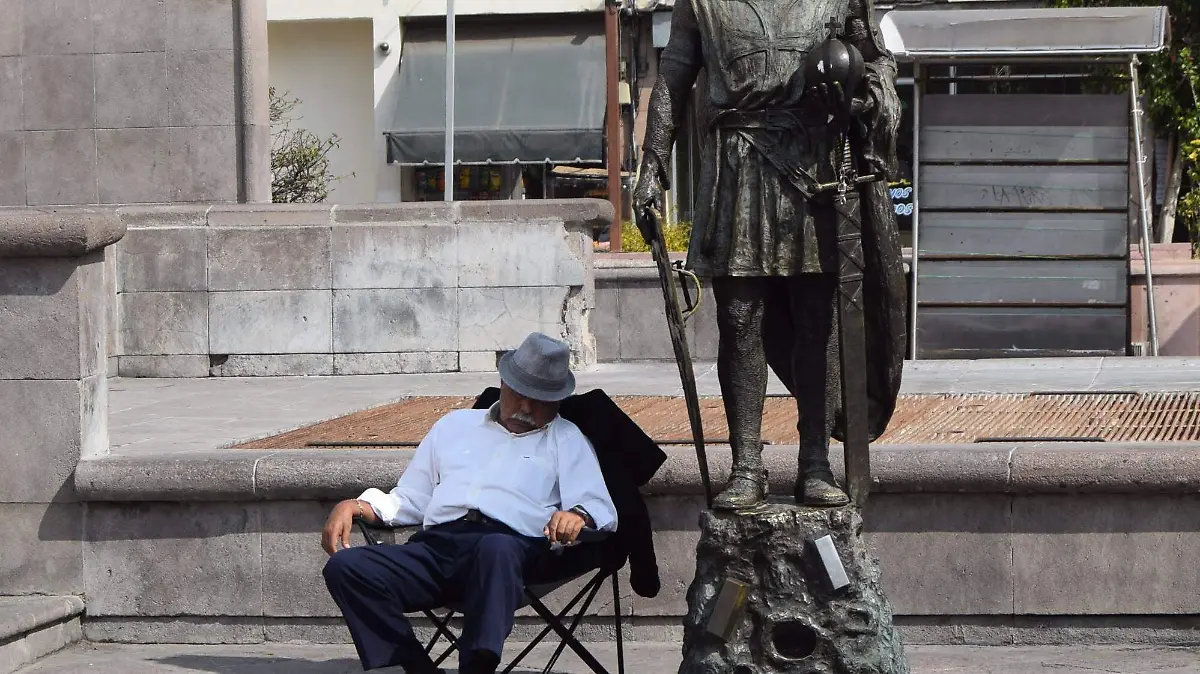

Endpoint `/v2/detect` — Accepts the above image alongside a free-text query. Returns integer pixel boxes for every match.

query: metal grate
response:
[232,392,1200,449]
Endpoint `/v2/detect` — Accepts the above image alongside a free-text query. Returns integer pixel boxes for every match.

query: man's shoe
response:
[460,649,500,674]
[712,472,768,511]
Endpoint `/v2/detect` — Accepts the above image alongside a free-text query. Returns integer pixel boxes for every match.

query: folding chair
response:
[355,518,628,674]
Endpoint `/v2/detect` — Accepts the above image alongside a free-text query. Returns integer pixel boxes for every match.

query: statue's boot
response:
[796,449,850,508]
[710,460,768,508]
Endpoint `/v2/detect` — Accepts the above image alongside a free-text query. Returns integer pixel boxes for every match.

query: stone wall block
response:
[166,49,237,127]
[117,205,209,229]
[92,0,168,54]
[0,57,21,131]
[0,132,23,206]
[97,128,172,205]
[94,52,168,129]
[117,227,206,292]
[206,205,333,228]
[616,284,675,360]
[0,380,83,503]
[332,203,456,224]
[333,352,458,376]
[169,125,237,203]
[207,227,331,291]
[117,355,210,378]
[457,220,584,288]
[330,224,457,290]
[165,0,235,52]
[119,291,208,355]
[260,501,351,617]
[25,129,97,206]
[457,287,570,352]
[593,284,619,361]
[83,502,262,616]
[458,351,500,373]
[0,0,22,56]
[0,503,83,595]
[77,255,105,377]
[83,617,265,645]
[864,493,1015,616]
[1013,494,1200,614]
[23,0,92,55]
[630,496,706,617]
[209,290,332,354]
[22,55,94,130]
[0,256,83,379]
[210,354,334,377]
[333,288,458,353]
[254,451,419,501]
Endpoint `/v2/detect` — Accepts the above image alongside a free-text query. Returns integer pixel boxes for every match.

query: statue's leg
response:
[789,272,850,507]
[711,275,770,510]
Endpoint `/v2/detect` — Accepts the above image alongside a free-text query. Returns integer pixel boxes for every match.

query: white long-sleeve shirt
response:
[357,405,618,538]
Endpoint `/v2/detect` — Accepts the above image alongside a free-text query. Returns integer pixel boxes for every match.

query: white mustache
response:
[510,412,538,427]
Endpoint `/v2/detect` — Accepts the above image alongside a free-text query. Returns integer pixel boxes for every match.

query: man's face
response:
[498,382,559,434]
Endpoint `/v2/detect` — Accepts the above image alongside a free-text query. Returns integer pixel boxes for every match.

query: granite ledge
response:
[0,208,125,258]
[74,443,1200,502]
[0,596,85,642]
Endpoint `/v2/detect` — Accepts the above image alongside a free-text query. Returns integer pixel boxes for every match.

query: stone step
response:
[0,596,85,674]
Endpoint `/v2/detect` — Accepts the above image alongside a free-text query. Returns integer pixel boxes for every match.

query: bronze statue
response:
[633,0,907,510]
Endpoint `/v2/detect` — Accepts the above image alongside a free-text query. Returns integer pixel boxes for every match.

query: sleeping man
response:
[320,332,617,674]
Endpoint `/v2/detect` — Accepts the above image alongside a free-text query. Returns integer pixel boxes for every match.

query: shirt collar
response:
[486,402,555,437]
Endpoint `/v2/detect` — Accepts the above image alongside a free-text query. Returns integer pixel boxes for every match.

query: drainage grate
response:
[232,392,1200,449]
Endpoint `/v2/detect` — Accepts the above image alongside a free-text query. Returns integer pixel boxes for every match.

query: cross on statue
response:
[826,15,843,39]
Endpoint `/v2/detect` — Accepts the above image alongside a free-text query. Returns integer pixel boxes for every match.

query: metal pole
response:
[605,0,623,251]
[444,0,456,202]
[908,63,921,360]
[1129,56,1159,356]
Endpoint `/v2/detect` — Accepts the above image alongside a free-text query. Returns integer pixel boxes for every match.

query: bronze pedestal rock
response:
[681,504,907,674]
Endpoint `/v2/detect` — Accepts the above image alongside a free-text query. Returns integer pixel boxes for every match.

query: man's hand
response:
[321,500,371,555]
[544,510,587,545]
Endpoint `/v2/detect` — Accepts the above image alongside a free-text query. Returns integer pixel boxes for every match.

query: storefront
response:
[385,15,609,201]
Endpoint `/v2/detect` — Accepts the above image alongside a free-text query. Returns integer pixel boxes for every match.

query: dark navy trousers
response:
[323,520,545,672]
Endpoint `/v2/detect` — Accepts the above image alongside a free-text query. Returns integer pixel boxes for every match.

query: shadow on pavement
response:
[153,655,367,673]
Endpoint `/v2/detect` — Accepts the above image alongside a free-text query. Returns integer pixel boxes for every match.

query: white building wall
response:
[268,20,378,204]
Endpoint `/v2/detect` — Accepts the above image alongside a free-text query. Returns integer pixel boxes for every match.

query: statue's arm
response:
[640,0,704,189]
[850,0,901,178]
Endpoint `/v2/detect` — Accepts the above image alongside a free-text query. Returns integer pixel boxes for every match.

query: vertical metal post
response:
[1129,56,1159,356]
[444,0,456,202]
[908,62,922,360]
[605,0,623,251]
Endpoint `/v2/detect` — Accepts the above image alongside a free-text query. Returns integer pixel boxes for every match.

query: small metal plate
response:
[706,578,749,642]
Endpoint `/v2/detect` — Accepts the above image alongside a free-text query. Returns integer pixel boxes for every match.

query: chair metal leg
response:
[504,574,606,674]
[528,593,611,674]
[541,573,607,674]
[425,609,460,668]
[612,574,625,674]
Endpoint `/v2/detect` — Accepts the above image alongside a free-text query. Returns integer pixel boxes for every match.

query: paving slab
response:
[18,642,1200,673]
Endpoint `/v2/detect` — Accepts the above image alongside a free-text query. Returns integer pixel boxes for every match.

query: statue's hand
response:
[632,157,665,246]
[815,82,872,119]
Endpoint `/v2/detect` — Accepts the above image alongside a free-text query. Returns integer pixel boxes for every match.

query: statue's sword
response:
[815,137,877,508]
[639,206,713,509]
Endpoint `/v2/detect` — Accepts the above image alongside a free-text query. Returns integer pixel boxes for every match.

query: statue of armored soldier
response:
[634,0,907,510]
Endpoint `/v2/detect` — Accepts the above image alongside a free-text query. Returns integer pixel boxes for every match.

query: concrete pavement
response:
[20,642,1200,673]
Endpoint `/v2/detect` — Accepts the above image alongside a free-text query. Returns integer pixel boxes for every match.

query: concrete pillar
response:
[0,208,125,595]
[237,0,273,203]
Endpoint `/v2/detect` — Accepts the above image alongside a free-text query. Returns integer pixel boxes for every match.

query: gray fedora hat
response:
[498,332,576,402]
